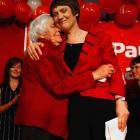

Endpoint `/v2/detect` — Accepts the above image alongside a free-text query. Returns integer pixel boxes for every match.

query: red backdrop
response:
[0,23,25,83]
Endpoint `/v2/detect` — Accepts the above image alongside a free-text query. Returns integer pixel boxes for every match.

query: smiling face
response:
[9,63,22,79]
[52,5,78,33]
[131,63,140,80]
[39,17,62,46]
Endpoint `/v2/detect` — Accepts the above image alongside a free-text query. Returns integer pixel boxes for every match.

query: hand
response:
[116,100,130,132]
[26,42,44,60]
[92,64,115,81]
[10,94,20,105]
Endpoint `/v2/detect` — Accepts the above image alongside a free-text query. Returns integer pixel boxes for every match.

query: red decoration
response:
[27,0,42,11]
[15,3,32,23]
[115,4,138,26]
[33,5,49,19]
[14,0,27,3]
[0,0,15,19]
[122,0,133,3]
[80,3,101,24]
[133,0,140,12]
[42,0,52,7]
[99,0,122,14]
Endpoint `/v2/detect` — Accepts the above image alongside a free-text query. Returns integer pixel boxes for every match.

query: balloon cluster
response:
[79,0,140,27]
[0,0,139,26]
[0,0,50,23]
[98,0,139,26]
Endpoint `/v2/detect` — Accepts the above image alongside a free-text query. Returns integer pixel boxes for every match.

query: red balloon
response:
[14,0,27,3]
[80,3,101,24]
[0,0,15,19]
[122,0,133,3]
[115,4,138,26]
[33,5,49,19]
[133,0,140,12]
[42,0,52,7]
[99,0,122,14]
[15,3,32,23]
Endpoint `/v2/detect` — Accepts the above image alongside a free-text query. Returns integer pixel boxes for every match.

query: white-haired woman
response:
[15,14,98,140]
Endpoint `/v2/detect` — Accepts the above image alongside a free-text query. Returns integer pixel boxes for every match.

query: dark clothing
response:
[126,81,140,140]
[0,84,22,140]
[126,81,140,125]
[22,126,64,140]
[68,96,116,140]
[64,43,83,71]
[64,43,116,140]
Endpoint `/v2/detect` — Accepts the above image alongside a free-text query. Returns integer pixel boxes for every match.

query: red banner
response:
[97,21,140,81]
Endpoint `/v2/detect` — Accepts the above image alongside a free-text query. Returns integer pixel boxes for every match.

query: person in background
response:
[27,0,129,140]
[0,57,23,140]
[126,56,140,140]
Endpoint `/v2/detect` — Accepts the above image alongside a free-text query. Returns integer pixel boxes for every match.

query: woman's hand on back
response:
[25,42,44,60]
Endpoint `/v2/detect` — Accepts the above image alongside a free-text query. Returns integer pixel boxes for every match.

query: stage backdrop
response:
[97,21,140,81]
[0,23,25,83]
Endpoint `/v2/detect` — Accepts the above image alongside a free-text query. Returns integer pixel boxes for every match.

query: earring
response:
[75,13,79,17]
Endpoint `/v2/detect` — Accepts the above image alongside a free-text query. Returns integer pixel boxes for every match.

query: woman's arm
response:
[32,54,95,96]
[0,95,20,113]
[99,32,129,131]
[99,32,125,96]
[25,42,44,60]
[31,48,115,96]
[25,42,116,96]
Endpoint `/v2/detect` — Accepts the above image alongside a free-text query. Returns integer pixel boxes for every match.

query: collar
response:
[56,30,100,56]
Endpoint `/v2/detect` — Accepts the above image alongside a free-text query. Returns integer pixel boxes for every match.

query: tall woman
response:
[49,0,129,140]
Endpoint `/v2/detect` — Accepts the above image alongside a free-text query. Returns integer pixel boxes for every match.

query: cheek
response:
[55,36,62,42]
[53,17,58,23]
[138,70,140,75]
[53,18,61,26]
[55,23,61,29]
[11,69,21,74]
[18,69,22,74]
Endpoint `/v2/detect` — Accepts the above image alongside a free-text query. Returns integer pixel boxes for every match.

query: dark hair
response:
[3,57,23,85]
[50,0,80,21]
[130,56,140,66]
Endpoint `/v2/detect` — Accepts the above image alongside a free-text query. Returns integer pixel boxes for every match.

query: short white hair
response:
[29,14,52,42]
